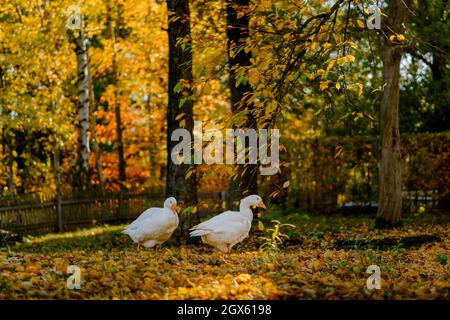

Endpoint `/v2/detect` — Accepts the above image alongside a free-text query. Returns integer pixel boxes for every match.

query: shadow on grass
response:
[334,234,442,250]
[10,225,209,254]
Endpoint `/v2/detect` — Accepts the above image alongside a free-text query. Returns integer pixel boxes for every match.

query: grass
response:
[0,212,449,299]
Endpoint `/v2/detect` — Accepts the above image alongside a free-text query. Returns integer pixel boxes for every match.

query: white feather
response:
[189,195,265,252]
[123,198,179,248]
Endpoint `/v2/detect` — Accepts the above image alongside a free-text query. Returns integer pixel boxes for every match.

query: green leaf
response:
[173,82,181,94]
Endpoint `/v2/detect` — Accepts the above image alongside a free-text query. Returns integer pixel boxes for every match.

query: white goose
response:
[189,195,266,252]
[122,197,179,250]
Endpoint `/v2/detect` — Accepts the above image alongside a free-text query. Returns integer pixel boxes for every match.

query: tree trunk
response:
[225,0,258,209]
[104,1,127,191]
[7,133,15,196]
[68,29,90,192]
[110,26,127,191]
[376,0,412,228]
[146,93,160,180]
[87,55,106,193]
[47,100,63,232]
[166,0,197,243]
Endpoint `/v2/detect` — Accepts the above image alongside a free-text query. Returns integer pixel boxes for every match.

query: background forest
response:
[0,0,448,209]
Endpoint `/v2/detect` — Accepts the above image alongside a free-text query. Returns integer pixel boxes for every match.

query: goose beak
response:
[170,204,177,213]
[257,200,266,209]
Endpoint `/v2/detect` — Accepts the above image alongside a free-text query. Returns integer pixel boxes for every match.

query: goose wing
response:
[131,209,178,242]
[189,211,246,237]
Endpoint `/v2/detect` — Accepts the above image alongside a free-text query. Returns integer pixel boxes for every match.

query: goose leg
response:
[219,244,230,262]
[137,243,141,252]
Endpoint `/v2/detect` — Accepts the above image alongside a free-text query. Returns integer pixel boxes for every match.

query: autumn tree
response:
[376,0,413,227]
[166,0,197,241]
[225,0,258,209]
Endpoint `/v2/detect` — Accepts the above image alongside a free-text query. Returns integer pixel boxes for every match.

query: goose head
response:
[164,197,178,214]
[240,195,266,210]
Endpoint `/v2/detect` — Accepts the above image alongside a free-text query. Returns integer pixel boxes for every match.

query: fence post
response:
[117,191,124,220]
[54,147,63,232]
[56,193,62,232]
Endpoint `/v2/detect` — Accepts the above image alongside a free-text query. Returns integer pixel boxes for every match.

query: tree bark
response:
[68,29,90,192]
[46,100,63,232]
[225,0,258,209]
[111,28,127,191]
[105,1,127,191]
[166,0,197,242]
[53,138,63,232]
[146,93,160,180]
[7,133,15,196]
[87,53,106,192]
[376,0,412,228]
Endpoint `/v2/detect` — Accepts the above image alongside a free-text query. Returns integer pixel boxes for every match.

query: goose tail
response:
[189,228,211,237]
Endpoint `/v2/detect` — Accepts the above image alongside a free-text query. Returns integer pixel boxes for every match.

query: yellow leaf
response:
[356,20,365,28]
[347,41,358,49]
[396,34,405,41]
[258,220,265,231]
[236,273,251,283]
[356,83,363,96]
[312,260,320,270]
[248,68,260,86]
[305,72,314,80]
[327,59,336,70]
[337,56,354,65]
[320,81,329,91]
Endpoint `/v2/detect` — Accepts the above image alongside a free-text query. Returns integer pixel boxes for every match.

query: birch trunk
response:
[69,30,90,191]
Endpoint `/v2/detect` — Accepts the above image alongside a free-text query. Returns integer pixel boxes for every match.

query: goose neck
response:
[239,202,254,219]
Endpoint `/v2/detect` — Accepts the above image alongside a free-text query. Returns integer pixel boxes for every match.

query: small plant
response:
[259,220,296,252]
[435,253,448,266]
[305,227,325,240]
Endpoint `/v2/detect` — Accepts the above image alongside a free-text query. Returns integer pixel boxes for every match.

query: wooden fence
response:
[0,191,224,236]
